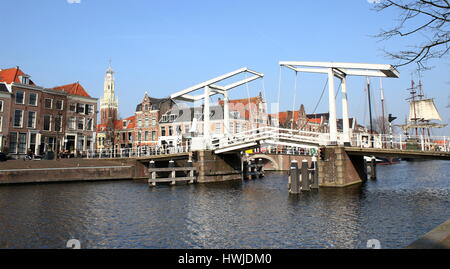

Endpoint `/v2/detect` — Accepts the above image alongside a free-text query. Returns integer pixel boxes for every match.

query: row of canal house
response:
[0,67,97,158]
[271,104,368,135]
[96,70,270,151]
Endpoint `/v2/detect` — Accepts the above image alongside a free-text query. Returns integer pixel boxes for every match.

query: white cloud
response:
[367,0,381,3]
[67,0,81,4]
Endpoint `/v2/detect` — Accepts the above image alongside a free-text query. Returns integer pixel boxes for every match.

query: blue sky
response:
[1,0,449,134]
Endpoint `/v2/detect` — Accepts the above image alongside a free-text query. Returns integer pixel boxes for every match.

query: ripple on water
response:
[0,161,450,248]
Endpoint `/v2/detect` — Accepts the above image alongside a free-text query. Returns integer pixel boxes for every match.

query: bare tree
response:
[371,116,389,134]
[373,0,450,69]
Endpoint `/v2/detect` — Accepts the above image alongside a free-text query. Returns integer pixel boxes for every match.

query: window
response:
[9,132,17,153]
[85,104,93,115]
[15,91,24,104]
[176,125,182,135]
[14,110,23,128]
[151,131,156,141]
[68,117,76,130]
[168,126,173,136]
[161,127,166,136]
[86,118,93,131]
[54,115,62,132]
[21,76,29,85]
[170,114,176,122]
[123,121,127,127]
[28,93,38,106]
[145,131,149,141]
[145,118,149,127]
[69,103,76,112]
[44,98,53,109]
[43,115,51,131]
[27,111,36,128]
[56,100,63,110]
[138,120,142,128]
[77,118,84,130]
[152,118,156,126]
[0,100,3,112]
[137,132,142,142]
[162,115,168,122]
[122,133,126,141]
[77,103,85,114]
[29,133,37,153]
[18,133,27,154]
[77,136,85,151]
[215,123,221,134]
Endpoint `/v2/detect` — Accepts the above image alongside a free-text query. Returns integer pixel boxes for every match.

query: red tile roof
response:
[114,116,136,130]
[218,96,261,106]
[97,123,107,132]
[0,67,36,85]
[276,111,300,124]
[53,82,91,97]
[307,118,322,124]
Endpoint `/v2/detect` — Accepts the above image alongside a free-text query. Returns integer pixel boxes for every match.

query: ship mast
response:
[407,78,419,136]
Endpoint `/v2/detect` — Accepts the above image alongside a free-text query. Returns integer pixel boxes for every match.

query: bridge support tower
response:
[318,146,366,187]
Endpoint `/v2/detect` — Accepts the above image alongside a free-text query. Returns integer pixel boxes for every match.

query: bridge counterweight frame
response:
[279,61,400,145]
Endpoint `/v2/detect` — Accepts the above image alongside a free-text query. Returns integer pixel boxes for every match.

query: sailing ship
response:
[397,79,447,160]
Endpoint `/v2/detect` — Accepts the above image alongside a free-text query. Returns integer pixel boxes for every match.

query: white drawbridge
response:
[211,127,329,154]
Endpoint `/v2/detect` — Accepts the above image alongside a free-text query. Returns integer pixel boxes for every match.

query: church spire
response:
[100,63,119,125]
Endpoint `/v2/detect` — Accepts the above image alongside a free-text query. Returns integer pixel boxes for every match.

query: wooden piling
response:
[301,160,310,191]
[311,156,319,189]
[289,160,300,194]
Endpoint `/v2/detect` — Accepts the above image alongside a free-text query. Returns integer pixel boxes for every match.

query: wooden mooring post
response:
[243,159,265,180]
[148,159,197,187]
[289,159,319,194]
[367,156,377,180]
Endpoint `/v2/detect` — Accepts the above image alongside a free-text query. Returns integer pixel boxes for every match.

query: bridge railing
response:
[210,127,330,150]
[351,133,450,152]
[83,142,191,159]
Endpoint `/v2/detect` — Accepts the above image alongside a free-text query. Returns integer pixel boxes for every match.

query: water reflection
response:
[0,161,449,249]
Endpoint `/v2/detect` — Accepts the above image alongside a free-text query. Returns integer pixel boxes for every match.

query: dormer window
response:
[20,76,30,85]
[123,121,127,127]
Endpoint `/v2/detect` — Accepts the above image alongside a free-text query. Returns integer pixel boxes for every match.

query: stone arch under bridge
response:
[247,154,280,171]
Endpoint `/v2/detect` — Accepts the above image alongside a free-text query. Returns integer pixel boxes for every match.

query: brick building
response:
[53,82,97,153]
[0,83,12,152]
[134,92,174,148]
[158,95,268,147]
[0,66,97,158]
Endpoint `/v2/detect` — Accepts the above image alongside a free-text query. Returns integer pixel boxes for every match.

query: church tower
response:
[100,64,119,126]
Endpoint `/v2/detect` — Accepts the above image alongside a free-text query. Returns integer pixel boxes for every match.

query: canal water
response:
[0,160,449,249]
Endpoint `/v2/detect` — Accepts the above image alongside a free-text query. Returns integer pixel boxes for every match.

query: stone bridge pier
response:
[318,146,366,187]
[136,148,367,188]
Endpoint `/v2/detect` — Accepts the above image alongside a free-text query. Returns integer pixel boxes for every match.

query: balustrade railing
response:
[350,133,450,152]
[82,142,191,159]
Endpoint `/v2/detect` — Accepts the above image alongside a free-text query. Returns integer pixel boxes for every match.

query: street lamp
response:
[388,114,397,149]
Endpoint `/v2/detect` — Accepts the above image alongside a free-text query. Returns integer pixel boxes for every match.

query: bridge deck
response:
[345,147,450,160]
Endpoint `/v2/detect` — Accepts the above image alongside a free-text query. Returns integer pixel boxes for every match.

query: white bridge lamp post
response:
[279,61,400,146]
